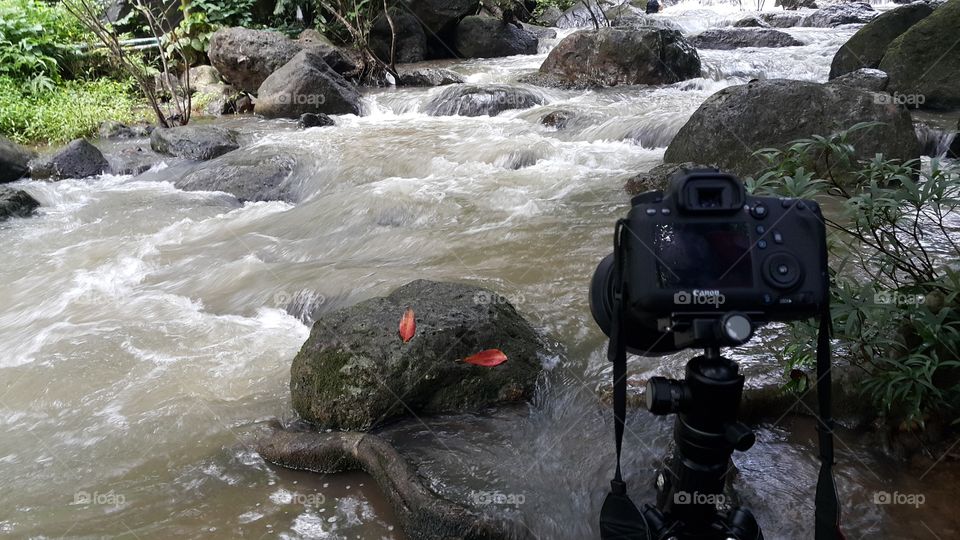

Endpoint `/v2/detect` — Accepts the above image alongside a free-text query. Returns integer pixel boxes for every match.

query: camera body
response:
[591,169,829,354]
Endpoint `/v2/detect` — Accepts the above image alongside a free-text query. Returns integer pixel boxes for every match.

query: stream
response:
[2,1,959,538]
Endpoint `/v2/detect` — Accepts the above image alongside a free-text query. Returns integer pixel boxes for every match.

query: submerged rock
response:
[424,84,546,117]
[801,2,877,28]
[150,126,239,161]
[0,186,39,221]
[690,28,804,50]
[174,147,299,202]
[298,112,335,128]
[731,15,770,28]
[540,110,575,129]
[530,27,701,88]
[397,68,465,87]
[0,136,32,183]
[290,279,549,430]
[663,79,920,179]
[760,12,804,28]
[829,2,934,80]
[255,50,362,118]
[107,145,164,175]
[879,0,960,110]
[29,139,109,180]
[455,15,538,58]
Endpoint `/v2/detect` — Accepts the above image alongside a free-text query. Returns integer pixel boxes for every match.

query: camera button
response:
[773,232,783,244]
[762,294,773,305]
[661,208,671,215]
[797,201,807,210]
[646,208,657,216]
[781,198,794,208]
[757,240,768,249]
[750,205,768,219]
[756,225,765,234]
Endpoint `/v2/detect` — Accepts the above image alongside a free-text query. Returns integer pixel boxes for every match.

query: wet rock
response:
[0,186,39,221]
[827,68,889,92]
[0,136,32,183]
[403,0,479,35]
[624,162,718,196]
[188,65,222,89]
[536,5,563,26]
[196,83,243,116]
[455,15,538,58]
[555,0,622,28]
[255,50,362,118]
[397,68,465,87]
[690,28,804,50]
[370,9,428,64]
[424,84,546,117]
[297,28,334,47]
[529,27,700,88]
[298,112,335,128]
[290,279,548,430]
[760,12,804,28]
[150,126,239,161]
[29,139,109,180]
[604,3,683,31]
[663,79,920,179]
[207,27,355,94]
[801,2,877,28]
[174,147,298,202]
[829,3,934,80]
[107,146,164,175]
[98,121,135,139]
[775,0,816,9]
[540,110,574,129]
[731,15,770,28]
[521,22,557,40]
[879,0,960,110]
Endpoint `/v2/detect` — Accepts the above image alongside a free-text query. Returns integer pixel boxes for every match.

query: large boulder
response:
[801,2,877,28]
[555,0,624,28]
[776,0,816,9]
[174,147,299,202]
[0,187,39,221]
[150,126,239,161]
[731,15,770,28]
[879,0,960,110]
[207,27,354,94]
[255,50,362,118]
[690,28,804,50]
[370,10,428,64]
[423,84,546,117]
[0,136,32,183]
[827,67,889,92]
[397,68,465,87]
[29,139,109,180]
[455,16,538,58]
[829,3,934,80]
[530,27,701,88]
[402,0,479,34]
[290,279,548,430]
[663,79,921,178]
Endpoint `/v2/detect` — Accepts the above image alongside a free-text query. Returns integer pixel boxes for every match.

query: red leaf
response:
[463,349,508,367]
[398,308,416,343]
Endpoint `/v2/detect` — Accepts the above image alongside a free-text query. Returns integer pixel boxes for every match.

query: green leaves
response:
[0,0,88,82]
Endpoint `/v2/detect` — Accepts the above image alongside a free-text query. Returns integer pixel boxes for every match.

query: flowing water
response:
[2,2,958,538]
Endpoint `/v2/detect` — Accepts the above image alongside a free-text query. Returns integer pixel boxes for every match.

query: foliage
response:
[193,0,257,27]
[0,0,91,91]
[161,8,217,66]
[748,125,960,429]
[532,0,576,17]
[0,76,141,144]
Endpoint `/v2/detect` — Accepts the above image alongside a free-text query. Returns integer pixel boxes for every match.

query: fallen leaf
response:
[463,349,508,367]
[398,308,416,343]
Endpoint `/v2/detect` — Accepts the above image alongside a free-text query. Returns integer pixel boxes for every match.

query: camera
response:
[590,169,829,354]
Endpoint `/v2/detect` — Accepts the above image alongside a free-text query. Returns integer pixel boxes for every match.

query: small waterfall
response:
[915,122,960,159]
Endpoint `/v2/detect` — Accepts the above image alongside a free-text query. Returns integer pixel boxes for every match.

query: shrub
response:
[0,77,142,144]
[747,124,960,430]
[0,0,91,90]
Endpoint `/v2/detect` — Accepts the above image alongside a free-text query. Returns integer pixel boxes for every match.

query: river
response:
[2,1,958,538]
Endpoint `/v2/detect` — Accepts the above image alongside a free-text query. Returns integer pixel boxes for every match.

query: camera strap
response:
[815,300,843,540]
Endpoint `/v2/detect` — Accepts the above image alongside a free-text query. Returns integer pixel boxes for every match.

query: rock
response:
[297,28,333,47]
[690,28,804,50]
[829,3,934,79]
[455,16,539,58]
[423,84,547,117]
[107,146,164,175]
[195,83,242,116]
[98,121,136,139]
[149,126,239,161]
[624,162,718,196]
[760,12,804,28]
[207,27,355,94]
[298,113,335,128]
[0,187,39,221]
[397,68,465,87]
[521,22,558,40]
[602,2,682,31]
[255,50,362,118]
[540,110,575,129]
[29,139,109,180]
[827,68,889,92]
[370,10,428,64]
[0,136,32,183]
[555,0,619,28]
[187,65,222,89]
[775,0,816,9]
[731,15,770,28]
[402,0,479,34]
[174,147,299,202]
[530,28,701,88]
[663,79,920,179]
[537,5,563,26]
[290,280,548,430]
[879,0,960,110]
[801,2,877,28]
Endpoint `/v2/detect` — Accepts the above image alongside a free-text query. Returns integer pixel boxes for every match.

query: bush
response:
[748,124,960,430]
[0,77,142,144]
[0,0,91,90]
